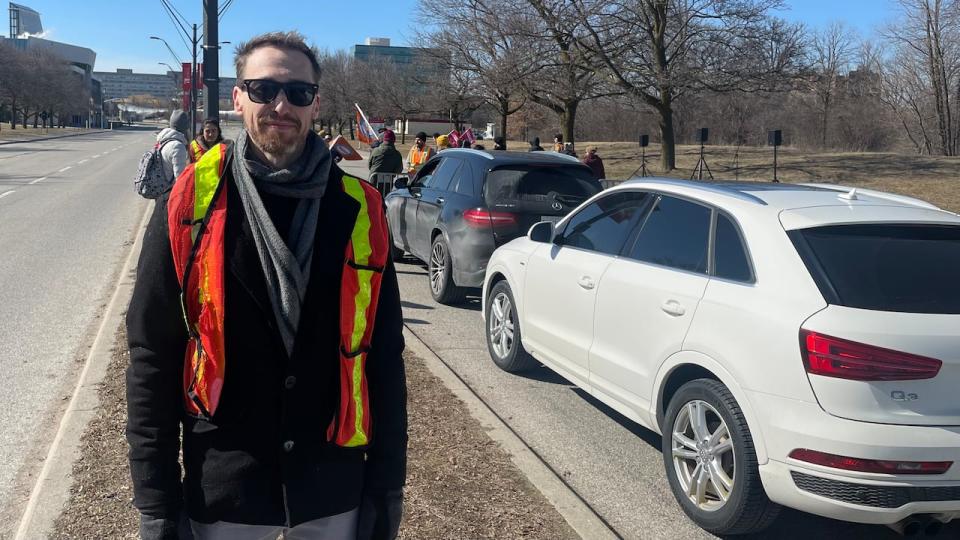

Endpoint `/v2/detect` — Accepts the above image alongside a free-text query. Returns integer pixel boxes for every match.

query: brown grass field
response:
[376,137,960,213]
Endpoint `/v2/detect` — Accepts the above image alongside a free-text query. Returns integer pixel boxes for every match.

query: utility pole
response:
[190,23,199,141]
[203,0,219,124]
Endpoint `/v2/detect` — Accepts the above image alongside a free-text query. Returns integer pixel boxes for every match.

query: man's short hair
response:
[234,31,322,83]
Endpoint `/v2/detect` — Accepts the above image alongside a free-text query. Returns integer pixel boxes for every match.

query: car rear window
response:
[792,224,960,314]
[484,165,600,207]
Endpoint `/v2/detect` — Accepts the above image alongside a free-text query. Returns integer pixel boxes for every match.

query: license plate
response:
[540,215,561,224]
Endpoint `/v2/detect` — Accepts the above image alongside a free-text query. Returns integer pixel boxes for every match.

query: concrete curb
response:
[0,129,110,146]
[13,202,152,540]
[402,327,620,540]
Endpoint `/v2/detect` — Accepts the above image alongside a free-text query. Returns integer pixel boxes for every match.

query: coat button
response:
[284,375,297,389]
[283,440,295,452]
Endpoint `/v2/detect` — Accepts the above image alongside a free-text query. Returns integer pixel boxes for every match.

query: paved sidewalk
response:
[0,127,112,146]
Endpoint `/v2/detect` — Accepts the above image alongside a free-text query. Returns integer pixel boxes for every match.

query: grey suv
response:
[386,149,602,304]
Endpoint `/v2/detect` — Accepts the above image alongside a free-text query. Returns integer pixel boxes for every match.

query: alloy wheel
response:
[429,241,446,295]
[488,292,516,359]
[671,399,736,512]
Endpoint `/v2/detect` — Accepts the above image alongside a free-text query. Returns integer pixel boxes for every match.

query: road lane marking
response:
[77,159,88,164]
[28,177,47,185]
[58,166,72,173]
[91,154,100,159]
[0,190,15,199]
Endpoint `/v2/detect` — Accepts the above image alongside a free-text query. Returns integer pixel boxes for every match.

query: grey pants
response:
[190,508,359,540]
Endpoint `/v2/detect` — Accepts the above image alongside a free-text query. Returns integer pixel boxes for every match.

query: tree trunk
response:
[561,100,579,150]
[820,95,830,148]
[657,100,676,171]
[10,100,16,129]
[400,115,407,144]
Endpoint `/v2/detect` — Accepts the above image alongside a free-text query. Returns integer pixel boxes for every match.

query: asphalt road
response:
[390,259,960,539]
[0,128,154,535]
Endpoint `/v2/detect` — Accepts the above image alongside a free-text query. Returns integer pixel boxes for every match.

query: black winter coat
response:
[125,161,408,527]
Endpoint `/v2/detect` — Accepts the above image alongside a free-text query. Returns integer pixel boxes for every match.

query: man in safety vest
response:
[126,31,407,540]
[189,118,224,162]
[405,131,434,173]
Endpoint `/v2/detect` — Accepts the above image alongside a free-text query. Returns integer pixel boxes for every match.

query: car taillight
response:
[463,208,517,228]
[800,330,942,381]
[789,449,952,475]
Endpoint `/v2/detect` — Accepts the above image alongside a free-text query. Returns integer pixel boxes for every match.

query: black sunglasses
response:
[240,79,318,107]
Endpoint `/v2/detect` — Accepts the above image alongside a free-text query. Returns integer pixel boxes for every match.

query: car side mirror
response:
[528,221,554,243]
[393,176,409,190]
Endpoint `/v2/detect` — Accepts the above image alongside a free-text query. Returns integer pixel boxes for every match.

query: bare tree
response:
[570,0,805,170]
[883,0,960,155]
[810,22,857,147]
[418,0,536,147]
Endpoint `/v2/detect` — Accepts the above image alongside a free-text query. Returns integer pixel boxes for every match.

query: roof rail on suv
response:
[444,148,495,160]
[800,183,942,211]
[624,177,768,206]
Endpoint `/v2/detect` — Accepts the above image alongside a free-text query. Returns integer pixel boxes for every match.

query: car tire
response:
[428,235,467,305]
[662,378,780,536]
[485,281,537,372]
[390,240,405,262]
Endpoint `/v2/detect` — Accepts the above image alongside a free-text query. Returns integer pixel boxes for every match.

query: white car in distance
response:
[481,178,960,536]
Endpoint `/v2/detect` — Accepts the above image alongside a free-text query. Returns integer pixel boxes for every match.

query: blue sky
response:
[19,0,895,77]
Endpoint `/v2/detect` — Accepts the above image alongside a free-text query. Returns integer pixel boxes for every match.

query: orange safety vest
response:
[189,139,206,163]
[407,145,433,172]
[167,143,389,448]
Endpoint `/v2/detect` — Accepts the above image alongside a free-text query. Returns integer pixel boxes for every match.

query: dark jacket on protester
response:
[528,137,544,151]
[583,153,606,180]
[368,142,403,175]
[125,156,408,531]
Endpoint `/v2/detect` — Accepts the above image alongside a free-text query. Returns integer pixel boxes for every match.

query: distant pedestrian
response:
[582,145,606,180]
[528,137,544,152]
[552,133,564,153]
[407,131,435,173]
[493,136,506,151]
[459,139,471,148]
[563,142,577,157]
[473,143,485,150]
[369,129,403,175]
[435,134,450,151]
[157,110,190,181]
[189,118,223,162]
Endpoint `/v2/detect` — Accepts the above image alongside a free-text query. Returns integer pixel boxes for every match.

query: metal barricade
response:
[368,172,398,198]
[600,179,624,190]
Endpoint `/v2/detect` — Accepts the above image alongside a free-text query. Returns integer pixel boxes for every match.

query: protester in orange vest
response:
[189,117,224,162]
[126,31,407,540]
[405,131,434,173]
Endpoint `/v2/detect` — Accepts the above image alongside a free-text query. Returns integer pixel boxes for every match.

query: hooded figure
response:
[493,136,506,151]
[435,134,450,150]
[369,129,403,175]
[528,137,544,152]
[155,110,190,182]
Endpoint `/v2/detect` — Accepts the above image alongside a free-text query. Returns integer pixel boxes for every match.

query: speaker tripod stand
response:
[690,141,714,181]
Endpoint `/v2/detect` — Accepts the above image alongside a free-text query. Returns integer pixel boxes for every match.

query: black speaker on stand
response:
[690,128,714,181]
[768,130,782,183]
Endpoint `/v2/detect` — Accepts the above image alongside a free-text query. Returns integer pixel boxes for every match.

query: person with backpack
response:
[157,110,190,180]
[134,111,191,199]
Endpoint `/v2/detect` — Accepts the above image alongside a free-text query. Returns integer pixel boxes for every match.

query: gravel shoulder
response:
[50,323,578,539]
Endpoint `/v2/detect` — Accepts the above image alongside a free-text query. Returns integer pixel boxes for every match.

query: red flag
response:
[462,128,476,144]
[448,129,460,148]
[355,104,379,145]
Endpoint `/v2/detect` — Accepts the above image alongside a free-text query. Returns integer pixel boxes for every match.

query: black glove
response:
[356,489,403,540]
[139,512,193,540]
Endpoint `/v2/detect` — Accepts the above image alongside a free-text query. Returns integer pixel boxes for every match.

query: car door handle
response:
[577,276,595,290]
[435,197,445,205]
[661,300,686,316]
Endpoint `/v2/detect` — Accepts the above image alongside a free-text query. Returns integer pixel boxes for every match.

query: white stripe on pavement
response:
[57,166,72,173]
[92,154,101,158]
[77,159,88,164]
[28,177,47,185]
[0,190,15,199]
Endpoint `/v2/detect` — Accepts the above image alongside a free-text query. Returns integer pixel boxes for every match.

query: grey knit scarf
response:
[232,128,332,355]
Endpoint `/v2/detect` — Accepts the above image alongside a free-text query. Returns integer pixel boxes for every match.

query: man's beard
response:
[248,112,305,159]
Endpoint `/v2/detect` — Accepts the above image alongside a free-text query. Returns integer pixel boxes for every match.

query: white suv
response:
[481,178,960,536]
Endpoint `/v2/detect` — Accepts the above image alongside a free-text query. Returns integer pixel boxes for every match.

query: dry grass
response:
[366,137,960,213]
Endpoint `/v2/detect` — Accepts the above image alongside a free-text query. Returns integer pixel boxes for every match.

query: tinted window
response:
[714,214,753,282]
[451,161,475,196]
[627,195,711,273]
[421,158,461,191]
[413,159,440,186]
[560,192,652,255]
[484,165,600,205]
[794,224,960,314]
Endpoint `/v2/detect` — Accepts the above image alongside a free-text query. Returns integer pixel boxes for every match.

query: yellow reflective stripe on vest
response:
[342,175,374,446]
[191,147,222,241]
